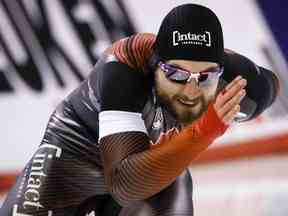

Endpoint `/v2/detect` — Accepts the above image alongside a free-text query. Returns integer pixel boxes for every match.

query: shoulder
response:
[105,33,156,71]
[88,54,153,112]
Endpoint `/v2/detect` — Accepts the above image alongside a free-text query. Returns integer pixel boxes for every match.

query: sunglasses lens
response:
[168,71,190,82]
[198,68,223,85]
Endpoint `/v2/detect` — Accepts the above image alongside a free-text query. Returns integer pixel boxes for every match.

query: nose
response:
[182,79,202,97]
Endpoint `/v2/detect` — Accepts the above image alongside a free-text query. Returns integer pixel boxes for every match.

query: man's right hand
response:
[214,75,247,125]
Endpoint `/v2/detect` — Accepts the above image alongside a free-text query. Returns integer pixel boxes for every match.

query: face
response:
[154,59,220,125]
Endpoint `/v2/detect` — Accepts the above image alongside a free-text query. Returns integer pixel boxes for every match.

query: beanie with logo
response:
[153,4,224,66]
[151,4,279,122]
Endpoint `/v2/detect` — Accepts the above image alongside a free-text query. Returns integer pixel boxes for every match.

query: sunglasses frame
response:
[158,61,224,85]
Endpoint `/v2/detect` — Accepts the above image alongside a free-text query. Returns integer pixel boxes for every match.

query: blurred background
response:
[0,0,288,215]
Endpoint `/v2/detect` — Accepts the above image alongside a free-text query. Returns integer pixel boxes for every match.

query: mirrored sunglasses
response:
[158,61,224,86]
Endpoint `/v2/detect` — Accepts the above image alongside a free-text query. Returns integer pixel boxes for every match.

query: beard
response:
[155,87,209,125]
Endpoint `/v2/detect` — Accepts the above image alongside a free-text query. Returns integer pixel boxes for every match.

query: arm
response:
[222,49,280,121]
[99,107,227,206]
[95,60,235,206]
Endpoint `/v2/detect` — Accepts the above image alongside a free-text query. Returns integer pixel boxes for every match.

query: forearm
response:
[100,105,226,206]
[103,130,207,205]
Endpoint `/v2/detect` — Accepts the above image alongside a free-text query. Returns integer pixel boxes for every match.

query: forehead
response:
[166,59,218,72]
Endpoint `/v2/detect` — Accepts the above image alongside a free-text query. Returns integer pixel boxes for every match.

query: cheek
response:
[162,82,182,98]
[156,70,183,97]
[202,81,218,100]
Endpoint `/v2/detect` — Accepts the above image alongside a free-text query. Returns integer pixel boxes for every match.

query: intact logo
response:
[13,144,62,215]
[172,31,211,47]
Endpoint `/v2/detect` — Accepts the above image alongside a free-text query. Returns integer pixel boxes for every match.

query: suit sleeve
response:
[222,49,280,121]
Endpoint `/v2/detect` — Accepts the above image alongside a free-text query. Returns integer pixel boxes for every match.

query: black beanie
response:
[154,4,224,65]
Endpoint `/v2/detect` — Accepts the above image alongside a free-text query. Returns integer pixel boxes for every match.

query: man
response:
[0,4,278,216]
